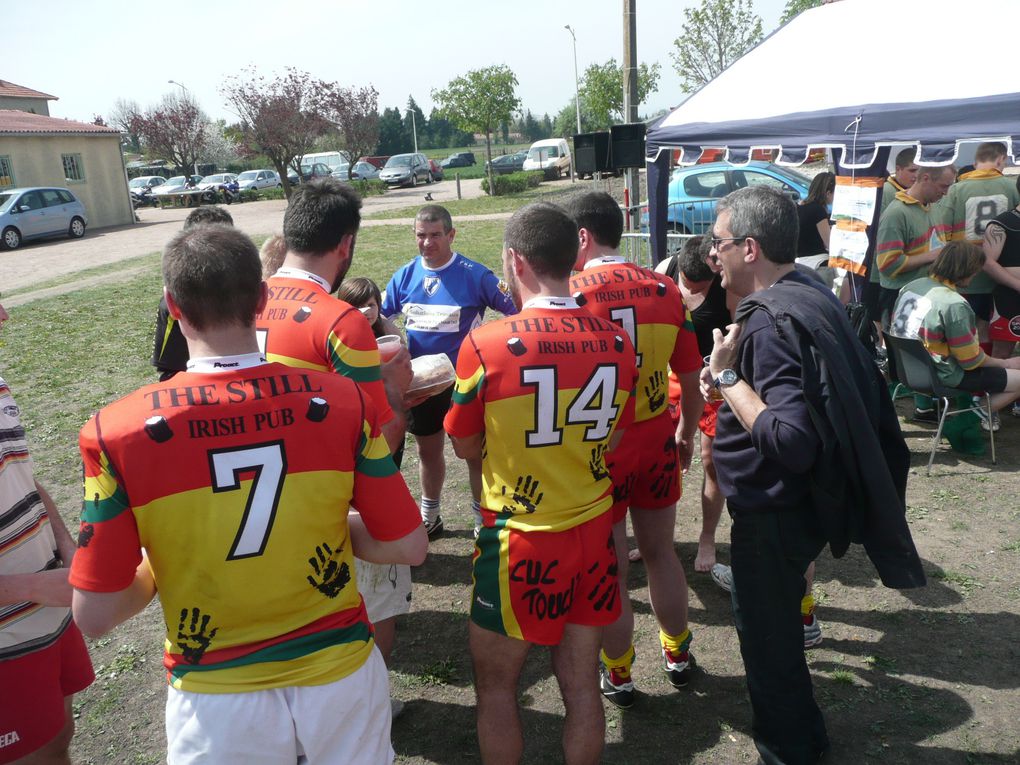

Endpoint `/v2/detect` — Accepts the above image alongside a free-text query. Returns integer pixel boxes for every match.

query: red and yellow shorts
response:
[606,413,681,522]
[0,622,94,763]
[470,511,619,646]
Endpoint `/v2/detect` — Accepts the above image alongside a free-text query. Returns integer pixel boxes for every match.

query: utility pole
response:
[622,0,640,229]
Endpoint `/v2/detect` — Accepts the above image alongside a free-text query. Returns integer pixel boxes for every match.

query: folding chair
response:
[882,332,996,475]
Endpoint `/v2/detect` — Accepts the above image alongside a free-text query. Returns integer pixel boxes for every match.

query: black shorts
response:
[862,277,885,323]
[954,366,1008,393]
[963,293,994,322]
[877,286,900,324]
[407,385,454,437]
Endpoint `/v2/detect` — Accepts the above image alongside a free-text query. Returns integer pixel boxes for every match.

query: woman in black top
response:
[796,172,835,257]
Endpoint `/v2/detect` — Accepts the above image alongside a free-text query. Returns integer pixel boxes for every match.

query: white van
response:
[295,151,351,173]
[523,138,572,179]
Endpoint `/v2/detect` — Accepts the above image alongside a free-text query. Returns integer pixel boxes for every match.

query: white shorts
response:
[165,648,393,765]
[356,560,412,623]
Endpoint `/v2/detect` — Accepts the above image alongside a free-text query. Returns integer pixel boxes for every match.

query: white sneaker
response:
[710,563,733,593]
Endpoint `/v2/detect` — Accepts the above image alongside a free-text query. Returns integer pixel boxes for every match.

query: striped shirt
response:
[876,192,948,289]
[0,376,70,660]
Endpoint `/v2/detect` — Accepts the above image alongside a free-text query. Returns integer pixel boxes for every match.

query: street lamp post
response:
[564,25,581,135]
[167,80,199,176]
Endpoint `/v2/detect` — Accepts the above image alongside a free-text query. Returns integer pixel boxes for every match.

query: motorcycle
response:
[129,187,159,209]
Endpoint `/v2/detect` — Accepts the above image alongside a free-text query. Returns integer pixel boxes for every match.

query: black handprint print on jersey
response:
[588,443,610,481]
[645,370,666,413]
[500,475,544,514]
[77,522,95,548]
[649,436,679,500]
[307,542,351,598]
[612,472,635,506]
[176,607,219,664]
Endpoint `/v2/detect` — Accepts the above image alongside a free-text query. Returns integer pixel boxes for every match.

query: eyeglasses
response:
[709,236,747,251]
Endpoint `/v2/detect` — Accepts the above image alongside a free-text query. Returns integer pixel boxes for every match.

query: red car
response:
[428,159,444,182]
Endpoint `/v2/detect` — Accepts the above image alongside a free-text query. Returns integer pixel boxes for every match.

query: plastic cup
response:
[377,335,402,362]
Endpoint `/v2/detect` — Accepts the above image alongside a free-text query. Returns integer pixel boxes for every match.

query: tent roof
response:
[647,0,1020,167]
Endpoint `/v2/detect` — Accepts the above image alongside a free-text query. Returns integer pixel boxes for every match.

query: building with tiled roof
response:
[1,109,133,231]
[0,79,58,116]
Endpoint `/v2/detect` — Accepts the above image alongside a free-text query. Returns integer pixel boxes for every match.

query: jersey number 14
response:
[521,365,620,447]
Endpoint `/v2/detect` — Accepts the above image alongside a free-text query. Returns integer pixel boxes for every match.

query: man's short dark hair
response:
[679,235,714,282]
[163,225,262,331]
[562,191,623,249]
[975,141,1007,164]
[184,205,233,228]
[895,148,917,169]
[416,204,453,233]
[504,203,579,280]
[283,178,362,256]
[716,186,799,265]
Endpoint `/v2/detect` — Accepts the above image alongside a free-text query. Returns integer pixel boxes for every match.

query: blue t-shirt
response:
[382,252,517,363]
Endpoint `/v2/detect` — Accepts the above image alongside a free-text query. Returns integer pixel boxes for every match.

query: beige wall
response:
[0,98,51,116]
[0,133,133,229]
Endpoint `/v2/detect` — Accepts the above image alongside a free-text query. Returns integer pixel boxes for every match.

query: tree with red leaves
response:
[321,85,380,181]
[221,67,331,197]
[129,94,209,175]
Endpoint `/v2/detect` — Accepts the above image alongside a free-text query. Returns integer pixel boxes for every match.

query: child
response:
[337,277,402,340]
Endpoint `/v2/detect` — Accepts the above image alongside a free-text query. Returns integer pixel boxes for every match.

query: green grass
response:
[4,252,161,299]
[365,184,578,221]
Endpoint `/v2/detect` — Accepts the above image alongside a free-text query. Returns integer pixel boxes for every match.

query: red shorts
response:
[607,413,681,522]
[470,512,619,646]
[989,311,1020,342]
[0,622,94,763]
[667,371,682,430]
[699,399,723,438]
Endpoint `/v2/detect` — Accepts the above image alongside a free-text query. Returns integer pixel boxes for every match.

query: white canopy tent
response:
[645,0,1020,258]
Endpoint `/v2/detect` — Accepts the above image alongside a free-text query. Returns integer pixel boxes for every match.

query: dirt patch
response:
[70,401,1020,764]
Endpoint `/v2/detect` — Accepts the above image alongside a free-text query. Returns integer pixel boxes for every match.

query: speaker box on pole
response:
[573,132,612,176]
[611,122,646,169]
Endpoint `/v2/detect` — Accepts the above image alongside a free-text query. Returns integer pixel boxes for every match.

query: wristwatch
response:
[713,369,739,389]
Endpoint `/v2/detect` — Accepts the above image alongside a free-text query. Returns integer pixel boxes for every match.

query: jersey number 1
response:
[209,441,287,560]
[521,365,620,446]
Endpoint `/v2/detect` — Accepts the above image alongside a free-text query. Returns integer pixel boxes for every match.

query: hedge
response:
[481,171,544,196]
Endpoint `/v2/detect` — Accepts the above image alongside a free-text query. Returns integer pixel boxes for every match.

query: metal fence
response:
[621,231,695,268]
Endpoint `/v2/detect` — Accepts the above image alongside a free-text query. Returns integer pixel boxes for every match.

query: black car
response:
[486,151,528,175]
[440,151,477,169]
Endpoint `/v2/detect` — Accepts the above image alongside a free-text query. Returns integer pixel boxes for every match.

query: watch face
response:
[718,369,738,386]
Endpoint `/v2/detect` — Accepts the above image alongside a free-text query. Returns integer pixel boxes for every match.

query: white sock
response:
[471,499,482,527]
[421,497,440,524]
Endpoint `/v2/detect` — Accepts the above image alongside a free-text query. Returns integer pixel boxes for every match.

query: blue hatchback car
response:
[658,161,812,233]
[0,186,88,250]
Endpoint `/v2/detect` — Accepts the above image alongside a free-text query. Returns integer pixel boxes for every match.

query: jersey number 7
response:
[209,441,288,560]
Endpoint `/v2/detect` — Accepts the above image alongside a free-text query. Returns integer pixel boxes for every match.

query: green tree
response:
[432,64,521,193]
[376,107,410,155]
[580,59,661,130]
[552,101,594,139]
[670,0,763,93]
[780,0,823,24]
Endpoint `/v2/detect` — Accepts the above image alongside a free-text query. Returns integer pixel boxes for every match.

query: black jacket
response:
[735,278,926,589]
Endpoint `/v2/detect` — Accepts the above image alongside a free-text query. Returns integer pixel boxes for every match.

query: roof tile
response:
[0,80,58,100]
[0,110,119,135]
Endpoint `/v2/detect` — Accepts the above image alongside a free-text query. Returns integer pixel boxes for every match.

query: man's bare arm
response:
[0,569,71,607]
[449,433,483,461]
[37,482,76,566]
[982,224,1020,292]
[347,512,427,566]
[72,556,157,638]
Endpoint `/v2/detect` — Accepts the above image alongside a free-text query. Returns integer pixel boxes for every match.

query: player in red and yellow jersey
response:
[565,191,704,709]
[445,203,637,765]
[70,225,426,765]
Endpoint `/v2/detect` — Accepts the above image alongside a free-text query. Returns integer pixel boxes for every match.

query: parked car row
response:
[0,186,88,250]
[380,153,434,187]
[485,150,528,175]
[441,151,476,168]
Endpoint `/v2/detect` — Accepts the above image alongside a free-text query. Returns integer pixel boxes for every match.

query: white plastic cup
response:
[377,335,402,362]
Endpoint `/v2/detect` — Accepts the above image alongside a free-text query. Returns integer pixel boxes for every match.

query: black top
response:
[712,270,836,510]
[690,276,730,357]
[151,296,190,379]
[990,209,1020,267]
[796,201,829,257]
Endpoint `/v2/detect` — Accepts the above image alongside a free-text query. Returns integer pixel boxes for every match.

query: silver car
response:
[0,186,88,250]
[236,169,281,191]
[379,153,432,187]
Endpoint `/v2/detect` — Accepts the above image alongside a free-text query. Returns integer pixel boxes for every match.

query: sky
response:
[5,0,790,127]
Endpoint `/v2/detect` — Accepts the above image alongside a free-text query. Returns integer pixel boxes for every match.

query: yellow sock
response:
[659,628,692,656]
[600,645,635,680]
[801,593,815,617]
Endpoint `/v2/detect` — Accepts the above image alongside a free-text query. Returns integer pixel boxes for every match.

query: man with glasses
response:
[702,186,921,765]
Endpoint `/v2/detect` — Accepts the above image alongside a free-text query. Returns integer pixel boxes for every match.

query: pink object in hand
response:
[377,334,402,362]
